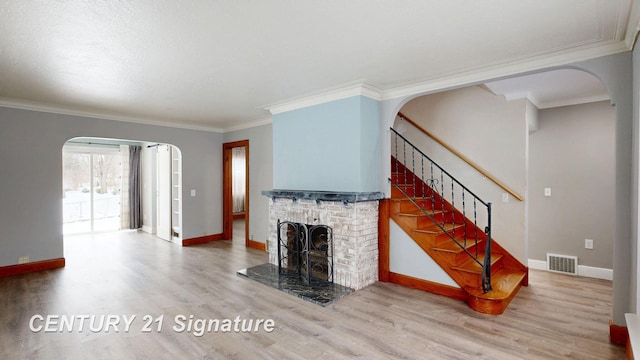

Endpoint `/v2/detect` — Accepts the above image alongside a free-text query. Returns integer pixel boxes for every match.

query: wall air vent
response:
[546,253,578,275]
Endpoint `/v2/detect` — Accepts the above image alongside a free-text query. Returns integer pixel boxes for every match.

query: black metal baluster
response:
[451,180,455,235]
[412,148,416,198]
[430,162,435,216]
[473,200,478,258]
[403,138,407,193]
[440,171,445,228]
[483,203,493,293]
[421,156,425,208]
[462,190,466,248]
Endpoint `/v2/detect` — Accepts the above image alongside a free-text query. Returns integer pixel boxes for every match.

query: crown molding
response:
[266,83,383,115]
[222,116,272,133]
[0,97,225,133]
[624,0,640,48]
[381,40,632,102]
[534,94,612,109]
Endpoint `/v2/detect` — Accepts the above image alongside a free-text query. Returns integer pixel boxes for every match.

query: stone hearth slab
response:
[237,263,354,306]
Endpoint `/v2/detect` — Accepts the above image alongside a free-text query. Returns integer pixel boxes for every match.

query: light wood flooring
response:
[0,221,624,359]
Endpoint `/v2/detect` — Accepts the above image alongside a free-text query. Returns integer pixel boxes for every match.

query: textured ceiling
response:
[0,1,638,132]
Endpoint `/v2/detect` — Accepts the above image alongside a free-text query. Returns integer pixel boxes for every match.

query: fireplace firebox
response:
[277,220,333,284]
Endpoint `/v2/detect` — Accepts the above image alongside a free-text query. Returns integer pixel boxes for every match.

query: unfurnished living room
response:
[1,1,640,359]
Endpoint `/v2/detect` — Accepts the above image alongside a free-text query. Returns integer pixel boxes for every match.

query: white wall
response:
[141,145,157,234]
[0,107,224,267]
[389,220,458,287]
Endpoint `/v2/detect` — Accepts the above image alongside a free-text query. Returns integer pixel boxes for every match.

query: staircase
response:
[389,128,527,315]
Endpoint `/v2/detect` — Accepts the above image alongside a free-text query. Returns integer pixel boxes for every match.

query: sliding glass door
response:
[63,145,123,234]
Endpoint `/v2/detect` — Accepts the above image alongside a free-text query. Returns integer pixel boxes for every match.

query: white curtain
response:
[232,147,246,213]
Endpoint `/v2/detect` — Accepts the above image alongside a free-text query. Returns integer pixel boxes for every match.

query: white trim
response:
[0,34,635,132]
[527,259,613,280]
[624,0,640,48]
[626,313,640,359]
[578,265,613,281]
[222,116,272,133]
[0,98,225,133]
[141,225,155,234]
[381,41,631,101]
[535,94,611,109]
[528,259,547,271]
[266,83,383,115]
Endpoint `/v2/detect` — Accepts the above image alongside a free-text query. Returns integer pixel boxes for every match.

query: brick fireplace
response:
[263,190,384,290]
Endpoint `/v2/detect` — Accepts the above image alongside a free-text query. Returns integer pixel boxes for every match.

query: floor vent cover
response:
[547,253,578,275]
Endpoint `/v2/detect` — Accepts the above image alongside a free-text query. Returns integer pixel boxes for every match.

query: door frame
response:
[222,140,249,246]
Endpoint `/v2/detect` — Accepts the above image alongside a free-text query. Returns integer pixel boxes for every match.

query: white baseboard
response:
[527,259,613,280]
[528,259,547,270]
[141,225,155,234]
[578,265,613,280]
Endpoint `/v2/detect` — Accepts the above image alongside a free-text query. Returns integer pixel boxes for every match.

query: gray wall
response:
[223,123,273,244]
[633,39,640,315]
[0,107,223,267]
[528,101,615,269]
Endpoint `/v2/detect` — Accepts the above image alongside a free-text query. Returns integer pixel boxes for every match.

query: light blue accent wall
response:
[359,96,381,191]
[273,95,380,192]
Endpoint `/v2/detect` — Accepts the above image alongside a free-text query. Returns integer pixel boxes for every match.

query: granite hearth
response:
[237,263,354,306]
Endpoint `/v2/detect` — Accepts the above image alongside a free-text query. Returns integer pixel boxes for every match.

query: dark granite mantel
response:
[262,189,385,203]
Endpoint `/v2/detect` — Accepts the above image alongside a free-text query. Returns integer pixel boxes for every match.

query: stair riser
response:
[392,200,433,213]
[453,257,504,277]
[433,223,480,244]
[426,212,455,223]
[454,242,482,264]
[398,215,436,230]
[391,196,448,214]
[391,185,439,199]
[391,173,417,184]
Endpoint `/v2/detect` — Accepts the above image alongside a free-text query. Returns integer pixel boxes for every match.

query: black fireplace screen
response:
[277,220,333,283]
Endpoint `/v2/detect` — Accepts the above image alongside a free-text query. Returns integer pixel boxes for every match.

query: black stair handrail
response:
[390,127,493,293]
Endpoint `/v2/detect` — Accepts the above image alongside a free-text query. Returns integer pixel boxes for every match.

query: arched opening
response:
[62,137,183,243]
[385,68,615,313]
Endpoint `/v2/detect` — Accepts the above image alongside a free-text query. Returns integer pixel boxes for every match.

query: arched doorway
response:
[62,137,183,244]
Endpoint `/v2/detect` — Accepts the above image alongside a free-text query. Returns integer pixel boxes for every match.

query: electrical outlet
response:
[18,256,29,264]
[501,193,509,203]
[585,239,594,250]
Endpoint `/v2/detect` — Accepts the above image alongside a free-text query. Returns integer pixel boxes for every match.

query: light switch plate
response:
[191,189,196,197]
[544,188,551,197]
[585,239,594,249]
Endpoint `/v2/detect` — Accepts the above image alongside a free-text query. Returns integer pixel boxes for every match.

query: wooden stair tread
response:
[414,222,464,235]
[397,209,445,217]
[465,270,527,300]
[432,238,481,253]
[451,254,502,274]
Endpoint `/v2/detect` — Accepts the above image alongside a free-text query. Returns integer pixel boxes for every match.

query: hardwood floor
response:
[0,223,624,359]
